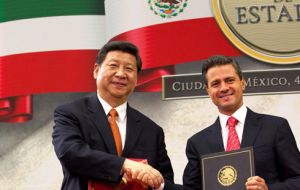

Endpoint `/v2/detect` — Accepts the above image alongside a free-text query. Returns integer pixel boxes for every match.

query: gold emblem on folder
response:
[218,165,237,186]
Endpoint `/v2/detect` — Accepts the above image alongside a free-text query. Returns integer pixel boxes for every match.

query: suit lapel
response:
[122,105,143,156]
[209,109,262,152]
[87,94,117,155]
[208,118,225,152]
[241,108,262,148]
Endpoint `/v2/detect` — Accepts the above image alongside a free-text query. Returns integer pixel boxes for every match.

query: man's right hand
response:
[122,159,164,189]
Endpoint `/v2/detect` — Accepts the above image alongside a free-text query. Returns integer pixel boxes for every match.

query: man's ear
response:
[93,63,99,79]
[241,78,246,91]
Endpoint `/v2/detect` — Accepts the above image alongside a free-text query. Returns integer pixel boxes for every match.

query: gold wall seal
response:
[218,165,238,186]
[212,0,300,64]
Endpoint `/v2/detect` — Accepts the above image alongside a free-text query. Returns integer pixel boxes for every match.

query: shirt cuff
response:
[153,182,165,190]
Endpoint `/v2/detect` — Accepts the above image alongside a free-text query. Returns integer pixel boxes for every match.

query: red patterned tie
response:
[108,108,122,156]
[226,116,240,151]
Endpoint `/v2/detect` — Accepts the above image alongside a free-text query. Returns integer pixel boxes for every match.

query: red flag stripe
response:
[0,95,32,122]
[0,50,98,98]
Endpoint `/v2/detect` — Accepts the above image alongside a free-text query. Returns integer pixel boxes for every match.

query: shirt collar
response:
[97,95,127,122]
[219,104,247,128]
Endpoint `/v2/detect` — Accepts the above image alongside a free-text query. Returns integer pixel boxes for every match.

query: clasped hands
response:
[122,159,164,189]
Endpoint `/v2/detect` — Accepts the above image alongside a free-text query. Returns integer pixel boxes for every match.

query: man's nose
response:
[115,67,126,78]
[220,82,229,91]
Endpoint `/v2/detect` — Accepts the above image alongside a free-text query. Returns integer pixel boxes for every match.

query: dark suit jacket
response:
[183,108,300,190]
[52,94,174,190]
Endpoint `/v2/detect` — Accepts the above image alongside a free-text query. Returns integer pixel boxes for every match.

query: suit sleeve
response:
[183,138,202,190]
[268,119,300,190]
[52,105,125,183]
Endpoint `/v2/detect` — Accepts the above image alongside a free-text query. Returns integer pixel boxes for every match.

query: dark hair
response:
[96,41,142,72]
[202,55,243,85]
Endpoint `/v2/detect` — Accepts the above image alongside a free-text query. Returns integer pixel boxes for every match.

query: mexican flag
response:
[0,0,240,122]
[0,0,105,122]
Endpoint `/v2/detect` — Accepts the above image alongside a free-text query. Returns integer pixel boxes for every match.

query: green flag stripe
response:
[0,0,104,23]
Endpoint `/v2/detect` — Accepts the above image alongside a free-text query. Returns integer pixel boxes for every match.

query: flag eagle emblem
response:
[148,0,188,18]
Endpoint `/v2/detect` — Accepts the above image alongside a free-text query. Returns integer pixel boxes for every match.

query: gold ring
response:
[121,177,127,185]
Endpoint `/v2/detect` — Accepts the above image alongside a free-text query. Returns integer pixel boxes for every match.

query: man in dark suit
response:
[52,41,175,190]
[183,55,300,190]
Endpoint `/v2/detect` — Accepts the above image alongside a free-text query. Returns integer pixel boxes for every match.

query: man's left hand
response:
[246,176,268,190]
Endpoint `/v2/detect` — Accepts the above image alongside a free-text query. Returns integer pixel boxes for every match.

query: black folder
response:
[201,147,255,190]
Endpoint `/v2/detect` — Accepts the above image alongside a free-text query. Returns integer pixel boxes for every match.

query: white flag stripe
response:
[105,0,212,40]
[0,15,106,56]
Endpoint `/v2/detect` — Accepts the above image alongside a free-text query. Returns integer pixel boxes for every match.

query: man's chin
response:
[219,101,234,109]
[111,90,130,98]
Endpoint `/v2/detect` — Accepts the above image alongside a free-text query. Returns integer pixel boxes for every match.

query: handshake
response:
[122,158,164,189]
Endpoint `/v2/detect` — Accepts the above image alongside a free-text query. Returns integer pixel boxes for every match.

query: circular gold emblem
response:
[212,0,300,64]
[218,165,237,186]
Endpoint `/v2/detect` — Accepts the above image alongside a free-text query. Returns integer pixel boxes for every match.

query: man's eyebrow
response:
[210,79,220,84]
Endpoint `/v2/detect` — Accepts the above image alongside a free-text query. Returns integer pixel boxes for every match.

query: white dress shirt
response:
[219,104,248,150]
[98,95,127,149]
